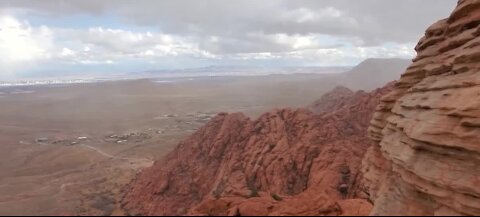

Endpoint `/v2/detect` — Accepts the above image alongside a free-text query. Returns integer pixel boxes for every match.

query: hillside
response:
[341,58,411,91]
[121,84,393,216]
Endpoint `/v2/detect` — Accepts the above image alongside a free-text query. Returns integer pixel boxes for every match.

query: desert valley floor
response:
[0,74,347,215]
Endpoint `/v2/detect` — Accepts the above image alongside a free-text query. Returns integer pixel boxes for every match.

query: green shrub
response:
[271,193,283,201]
[249,187,260,198]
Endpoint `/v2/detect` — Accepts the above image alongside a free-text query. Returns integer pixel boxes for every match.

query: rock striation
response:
[121,84,393,216]
[363,0,480,215]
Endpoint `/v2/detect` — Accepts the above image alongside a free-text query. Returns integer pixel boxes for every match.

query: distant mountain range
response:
[340,58,411,90]
[1,58,411,90]
[141,65,351,77]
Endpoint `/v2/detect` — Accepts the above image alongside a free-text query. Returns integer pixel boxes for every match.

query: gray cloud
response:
[2,0,457,46]
[0,0,458,66]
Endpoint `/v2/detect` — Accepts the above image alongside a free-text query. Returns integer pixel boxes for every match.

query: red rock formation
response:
[363,0,480,215]
[122,84,393,216]
[310,86,355,114]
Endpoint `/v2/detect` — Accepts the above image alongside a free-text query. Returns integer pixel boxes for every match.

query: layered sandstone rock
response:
[363,0,480,215]
[122,85,392,216]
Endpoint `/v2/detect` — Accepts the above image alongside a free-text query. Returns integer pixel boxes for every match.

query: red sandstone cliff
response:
[363,0,480,215]
[122,84,393,216]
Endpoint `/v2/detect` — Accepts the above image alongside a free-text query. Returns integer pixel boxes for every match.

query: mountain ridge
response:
[121,83,394,216]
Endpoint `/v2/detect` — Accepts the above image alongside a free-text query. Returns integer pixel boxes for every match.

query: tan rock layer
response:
[122,84,393,216]
[364,0,480,215]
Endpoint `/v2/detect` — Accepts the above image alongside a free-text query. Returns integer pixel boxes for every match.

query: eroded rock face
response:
[363,0,480,215]
[122,85,392,216]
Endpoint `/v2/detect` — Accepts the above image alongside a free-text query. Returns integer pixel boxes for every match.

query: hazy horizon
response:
[0,57,413,85]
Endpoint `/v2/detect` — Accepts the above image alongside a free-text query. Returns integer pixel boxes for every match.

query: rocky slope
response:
[363,0,480,215]
[309,86,355,114]
[121,84,393,216]
[341,58,410,91]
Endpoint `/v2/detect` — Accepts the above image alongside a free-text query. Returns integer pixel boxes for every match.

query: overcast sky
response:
[0,0,457,78]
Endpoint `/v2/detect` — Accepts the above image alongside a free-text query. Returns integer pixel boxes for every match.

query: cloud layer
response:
[0,0,457,77]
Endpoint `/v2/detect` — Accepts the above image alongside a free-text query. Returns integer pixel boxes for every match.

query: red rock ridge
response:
[363,0,480,215]
[122,84,393,216]
[309,86,355,114]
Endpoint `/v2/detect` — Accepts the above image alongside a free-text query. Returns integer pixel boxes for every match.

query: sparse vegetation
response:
[212,180,226,199]
[271,193,283,201]
[268,143,276,151]
[338,163,351,198]
[246,175,260,198]
[249,186,260,198]
[212,189,221,199]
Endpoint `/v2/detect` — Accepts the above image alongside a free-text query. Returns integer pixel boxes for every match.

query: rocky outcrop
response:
[310,86,355,114]
[122,85,393,216]
[363,0,480,215]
